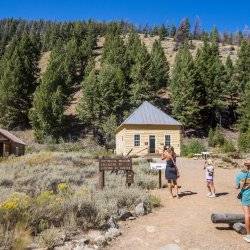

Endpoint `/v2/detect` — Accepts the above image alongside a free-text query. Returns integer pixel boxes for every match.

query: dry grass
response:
[0,144,160,248]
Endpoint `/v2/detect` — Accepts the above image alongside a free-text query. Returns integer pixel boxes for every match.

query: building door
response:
[0,142,3,157]
[149,135,156,154]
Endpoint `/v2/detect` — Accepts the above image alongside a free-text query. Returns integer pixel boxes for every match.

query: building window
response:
[165,135,171,147]
[134,134,140,146]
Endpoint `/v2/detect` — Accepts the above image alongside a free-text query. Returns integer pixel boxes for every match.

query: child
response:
[204,159,216,198]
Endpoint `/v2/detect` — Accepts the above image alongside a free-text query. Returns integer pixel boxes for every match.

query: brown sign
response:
[99,158,134,189]
[99,158,132,171]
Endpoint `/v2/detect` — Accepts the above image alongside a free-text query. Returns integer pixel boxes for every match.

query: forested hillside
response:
[0,18,249,151]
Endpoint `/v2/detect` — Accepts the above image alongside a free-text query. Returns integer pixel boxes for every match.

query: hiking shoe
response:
[208,194,216,198]
[207,192,212,197]
[243,235,250,243]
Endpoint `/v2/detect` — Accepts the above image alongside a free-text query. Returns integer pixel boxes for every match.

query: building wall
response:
[0,132,25,157]
[0,140,25,157]
[11,142,25,156]
[115,128,125,155]
[116,125,181,156]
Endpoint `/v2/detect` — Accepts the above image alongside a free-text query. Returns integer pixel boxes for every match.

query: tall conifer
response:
[195,40,226,127]
[170,44,202,127]
[0,34,39,128]
[147,39,169,91]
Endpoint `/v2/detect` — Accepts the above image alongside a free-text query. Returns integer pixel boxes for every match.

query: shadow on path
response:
[215,226,232,230]
[216,192,229,197]
[178,191,198,198]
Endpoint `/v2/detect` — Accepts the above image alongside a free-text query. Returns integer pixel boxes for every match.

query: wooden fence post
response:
[99,170,105,189]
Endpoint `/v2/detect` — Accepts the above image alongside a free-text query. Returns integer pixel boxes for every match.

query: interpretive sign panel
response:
[99,158,133,189]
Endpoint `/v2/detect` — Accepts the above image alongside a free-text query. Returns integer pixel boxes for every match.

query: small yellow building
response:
[115,101,182,156]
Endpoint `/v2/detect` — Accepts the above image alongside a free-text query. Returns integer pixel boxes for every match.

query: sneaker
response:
[208,194,216,198]
[207,192,212,197]
[243,235,250,243]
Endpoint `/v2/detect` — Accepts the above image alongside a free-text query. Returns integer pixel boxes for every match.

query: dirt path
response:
[108,158,248,250]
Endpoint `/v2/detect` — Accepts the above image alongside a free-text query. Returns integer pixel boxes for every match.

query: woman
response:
[162,146,180,198]
[235,160,250,243]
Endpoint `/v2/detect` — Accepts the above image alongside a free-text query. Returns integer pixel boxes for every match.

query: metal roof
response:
[121,101,181,126]
[0,128,26,145]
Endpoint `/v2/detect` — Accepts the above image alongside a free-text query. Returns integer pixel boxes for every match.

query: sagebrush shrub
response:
[0,193,31,230]
[222,140,236,153]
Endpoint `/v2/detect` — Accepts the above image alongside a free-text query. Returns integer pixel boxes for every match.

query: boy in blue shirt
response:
[235,161,250,243]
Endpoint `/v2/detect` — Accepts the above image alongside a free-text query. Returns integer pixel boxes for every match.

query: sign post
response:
[99,158,133,189]
[150,162,166,189]
[158,170,162,189]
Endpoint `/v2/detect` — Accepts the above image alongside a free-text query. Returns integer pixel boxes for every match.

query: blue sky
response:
[0,0,249,32]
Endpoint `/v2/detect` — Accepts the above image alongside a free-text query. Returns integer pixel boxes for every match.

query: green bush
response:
[222,140,236,153]
[208,128,215,147]
[208,127,225,147]
[212,127,225,147]
[181,139,206,157]
[238,132,250,152]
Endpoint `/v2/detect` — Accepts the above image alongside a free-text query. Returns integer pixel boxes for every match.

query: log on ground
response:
[211,213,244,224]
[233,223,247,235]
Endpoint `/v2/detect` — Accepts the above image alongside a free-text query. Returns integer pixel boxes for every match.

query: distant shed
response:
[0,128,26,157]
[116,101,182,156]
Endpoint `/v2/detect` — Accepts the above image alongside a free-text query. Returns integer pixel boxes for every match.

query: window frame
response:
[165,134,171,147]
[134,134,140,147]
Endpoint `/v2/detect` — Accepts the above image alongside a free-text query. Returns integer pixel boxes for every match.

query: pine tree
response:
[175,18,190,45]
[238,82,250,151]
[224,56,238,123]
[194,40,226,128]
[29,46,66,141]
[29,37,93,142]
[0,34,39,129]
[125,32,142,70]
[129,42,151,107]
[170,44,202,128]
[77,69,100,128]
[101,33,126,70]
[100,114,117,149]
[193,17,202,40]
[98,65,127,123]
[30,83,65,142]
[158,24,168,40]
[210,27,220,43]
[147,39,169,91]
[235,39,250,93]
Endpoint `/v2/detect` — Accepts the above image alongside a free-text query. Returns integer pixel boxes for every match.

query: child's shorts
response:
[206,179,214,183]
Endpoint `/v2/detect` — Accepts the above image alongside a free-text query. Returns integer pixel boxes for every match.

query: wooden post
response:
[159,170,162,189]
[99,170,105,189]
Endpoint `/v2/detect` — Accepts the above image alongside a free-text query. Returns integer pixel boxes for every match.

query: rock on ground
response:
[159,244,181,250]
